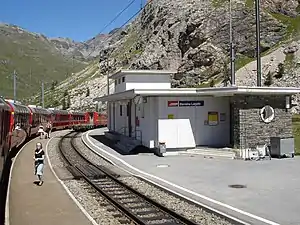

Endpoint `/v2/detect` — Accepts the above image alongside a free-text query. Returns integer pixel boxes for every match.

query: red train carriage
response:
[48,109,70,130]
[69,111,86,127]
[0,98,11,173]
[93,112,107,127]
[27,105,51,137]
[5,100,31,150]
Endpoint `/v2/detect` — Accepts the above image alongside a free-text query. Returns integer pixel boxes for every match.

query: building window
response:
[120,105,122,116]
[122,76,125,82]
[115,80,117,85]
[118,78,121,84]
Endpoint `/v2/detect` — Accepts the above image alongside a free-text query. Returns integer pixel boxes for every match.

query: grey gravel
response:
[49,131,236,225]
[119,176,233,225]
[73,132,236,225]
[47,130,133,225]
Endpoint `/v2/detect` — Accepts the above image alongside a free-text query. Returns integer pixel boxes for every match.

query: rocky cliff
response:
[41,0,300,111]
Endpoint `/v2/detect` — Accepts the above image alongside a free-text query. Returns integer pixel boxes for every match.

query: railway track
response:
[59,132,199,225]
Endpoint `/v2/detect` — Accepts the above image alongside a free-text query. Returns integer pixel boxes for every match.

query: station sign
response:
[168,100,204,107]
[168,101,179,107]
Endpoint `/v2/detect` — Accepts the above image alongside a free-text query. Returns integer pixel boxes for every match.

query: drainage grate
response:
[156,164,170,168]
[228,184,247,188]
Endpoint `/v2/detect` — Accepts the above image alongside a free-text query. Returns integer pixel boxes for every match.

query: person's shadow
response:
[33,181,43,186]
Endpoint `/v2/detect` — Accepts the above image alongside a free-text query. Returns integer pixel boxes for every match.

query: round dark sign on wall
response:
[260,105,275,123]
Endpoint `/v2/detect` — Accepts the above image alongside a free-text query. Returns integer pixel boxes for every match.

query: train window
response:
[115,80,117,86]
[118,78,121,84]
[120,105,122,116]
[122,77,125,82]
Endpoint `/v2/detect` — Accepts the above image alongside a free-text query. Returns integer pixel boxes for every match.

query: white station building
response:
[95,69,300,154]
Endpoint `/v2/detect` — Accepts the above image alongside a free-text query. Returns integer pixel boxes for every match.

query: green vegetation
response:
[292,115,300,155]
[245,0,254,8]
[270,13,300,40]
[111,30,143,62]
[0,25,86,100]
[264,71,273,86]
[235,54,254,71]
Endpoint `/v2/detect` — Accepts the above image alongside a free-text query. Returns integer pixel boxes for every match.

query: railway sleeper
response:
[76,165,105,179]
[66,165,83,179]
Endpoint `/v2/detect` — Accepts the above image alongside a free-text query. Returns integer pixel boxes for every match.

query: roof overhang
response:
[94,86,300,102]
[109,69,177,80]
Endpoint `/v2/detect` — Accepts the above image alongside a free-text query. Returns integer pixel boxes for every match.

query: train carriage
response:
[27,105,51,137]
[69,111,86,127]
[0,98,11,174]
[94,112,107,128]
[48,109,70,130]
[5,100,31,150]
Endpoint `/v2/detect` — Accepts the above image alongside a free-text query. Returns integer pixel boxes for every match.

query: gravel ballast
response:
[47,130,133,225]
[76,132,237,225]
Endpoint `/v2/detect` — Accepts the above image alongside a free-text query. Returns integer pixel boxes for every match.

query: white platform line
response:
[81,133,248,225]
[45,131,98,225]
[84,130,280,225]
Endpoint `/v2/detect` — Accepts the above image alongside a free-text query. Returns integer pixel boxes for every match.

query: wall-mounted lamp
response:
[286,96,291,109]
[143,97,147,103]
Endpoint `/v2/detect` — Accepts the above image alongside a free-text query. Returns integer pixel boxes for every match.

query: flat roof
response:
[109,69,177,80]
[94,86,300,102]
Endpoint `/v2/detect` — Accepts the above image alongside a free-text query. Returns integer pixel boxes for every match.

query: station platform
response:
[6,133,93,225]
[83,128,300,225]
[11,130,27,149]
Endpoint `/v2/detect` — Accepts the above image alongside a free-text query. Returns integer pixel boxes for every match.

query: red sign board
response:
[168,101,179,107]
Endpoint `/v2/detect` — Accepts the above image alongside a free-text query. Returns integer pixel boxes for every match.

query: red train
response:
[0,98,107,176]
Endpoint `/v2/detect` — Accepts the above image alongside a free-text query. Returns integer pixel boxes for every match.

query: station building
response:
[94,69,300,153]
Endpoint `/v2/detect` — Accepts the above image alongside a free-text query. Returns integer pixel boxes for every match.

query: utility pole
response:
[106,61,110,96]
[29,67,32,84]
[41,81,44,108]
[255,0,262,86]
[13,70,16,103]
[229,0,235,86]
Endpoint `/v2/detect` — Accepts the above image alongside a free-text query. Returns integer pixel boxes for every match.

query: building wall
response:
[114,76,126,93]
[134,97,159,148]
[113,101,129,134]
[157,96,230,149]
[231,95,293,149]
[126,74,171,90]
[113,74,171,93]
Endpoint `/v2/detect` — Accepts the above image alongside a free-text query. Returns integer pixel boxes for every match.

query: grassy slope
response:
[0,25,86,101]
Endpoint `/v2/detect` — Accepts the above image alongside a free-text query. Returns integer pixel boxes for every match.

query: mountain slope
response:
[40,0,300,111]
[0,23,87,100]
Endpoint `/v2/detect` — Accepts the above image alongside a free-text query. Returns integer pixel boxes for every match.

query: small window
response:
[120,105,122,116]
[115,80,117,85]
[122,77,125,82]
[118,78,121,84]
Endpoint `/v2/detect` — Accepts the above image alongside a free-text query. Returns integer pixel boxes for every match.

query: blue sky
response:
[0,0,145,41]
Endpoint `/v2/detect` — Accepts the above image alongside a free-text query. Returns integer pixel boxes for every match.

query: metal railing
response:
[117,126,128,136]
[131,129,142,144]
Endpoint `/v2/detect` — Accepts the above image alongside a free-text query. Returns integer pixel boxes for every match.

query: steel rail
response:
[59,131,198,225]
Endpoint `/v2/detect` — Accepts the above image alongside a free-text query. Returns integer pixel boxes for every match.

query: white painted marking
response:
[83,130,280,225]
[45,131,98,225]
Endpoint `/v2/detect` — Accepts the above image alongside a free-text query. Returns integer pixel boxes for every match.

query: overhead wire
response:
[70,0,153,72]
[68,0,139,71]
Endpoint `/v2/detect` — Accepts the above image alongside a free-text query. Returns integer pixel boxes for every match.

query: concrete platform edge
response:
[82,130,281,225]
[45,132,98,225]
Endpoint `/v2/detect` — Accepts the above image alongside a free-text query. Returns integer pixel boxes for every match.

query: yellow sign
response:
[168,114,174,119]
[208,112,218,126]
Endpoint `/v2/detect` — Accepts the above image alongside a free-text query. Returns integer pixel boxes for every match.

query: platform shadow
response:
[90,135,154,156]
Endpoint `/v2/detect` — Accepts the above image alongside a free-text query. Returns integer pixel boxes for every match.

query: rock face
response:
[235,39,300,113]
[96,0,298,88]
[44,0,300,111]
